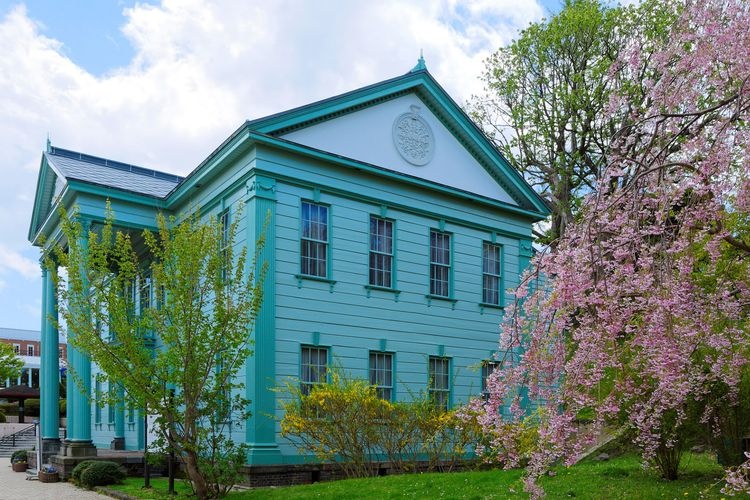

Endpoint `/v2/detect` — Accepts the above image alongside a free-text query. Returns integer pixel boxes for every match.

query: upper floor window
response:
[429,356,450,411]
[369,351,393,400]
[429,230,451,297]
[482,242,502,305]
[12,344,20,355]
[301,345,328,396]
[27,345,34,356]
[300,202,329,278]
[369,217,393,288]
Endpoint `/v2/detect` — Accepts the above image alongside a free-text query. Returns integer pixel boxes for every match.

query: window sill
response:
[425,294,457,309]
[479,302,505,313]
[364,285,401,300]
[295,274,336,292]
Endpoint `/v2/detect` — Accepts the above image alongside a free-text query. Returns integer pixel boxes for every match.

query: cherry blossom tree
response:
[466,0,750,496]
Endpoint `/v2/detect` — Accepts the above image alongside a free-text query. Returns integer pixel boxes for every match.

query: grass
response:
[105,453,728,499]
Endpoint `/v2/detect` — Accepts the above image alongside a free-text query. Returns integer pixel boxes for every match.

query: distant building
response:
[0,327,67,388]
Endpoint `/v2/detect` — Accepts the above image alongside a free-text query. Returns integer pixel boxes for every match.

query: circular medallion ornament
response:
[392,105,434,166]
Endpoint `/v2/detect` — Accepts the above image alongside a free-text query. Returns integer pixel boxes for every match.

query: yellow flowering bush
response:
[280,369,480,477]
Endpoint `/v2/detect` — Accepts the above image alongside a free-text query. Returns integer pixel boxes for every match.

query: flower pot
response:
[38,470,59,483]
[12,462,28,472]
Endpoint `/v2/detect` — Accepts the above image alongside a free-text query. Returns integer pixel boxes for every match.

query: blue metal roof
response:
[45,147,183,199]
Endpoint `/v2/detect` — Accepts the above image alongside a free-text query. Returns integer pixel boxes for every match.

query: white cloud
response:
[0,244,39,280]
[0,0,545,328]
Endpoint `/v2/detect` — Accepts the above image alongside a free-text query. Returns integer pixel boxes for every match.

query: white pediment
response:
[280,94,517,205]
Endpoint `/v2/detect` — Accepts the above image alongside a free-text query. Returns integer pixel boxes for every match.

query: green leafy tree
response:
[51,205,265,499]
[0,342,23,381]
[471,0,678,243]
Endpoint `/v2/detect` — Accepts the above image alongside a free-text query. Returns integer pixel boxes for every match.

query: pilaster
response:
[112,383,125,449]
[244,174,282,464]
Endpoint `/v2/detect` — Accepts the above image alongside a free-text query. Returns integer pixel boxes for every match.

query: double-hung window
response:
[12,344,19,355]
[300,346,328,396]
[481,360,500,400]
[300,202,329,278]
[369,217,393,288]
[429,230,451,297]
[482,242,502,305]
[428,356,450,411]
[219,210,230,282]
[108,381,116,424]
[27,345,34,356]
[139,273,152,313]
[369,351,393,400]
[94,378,102,425]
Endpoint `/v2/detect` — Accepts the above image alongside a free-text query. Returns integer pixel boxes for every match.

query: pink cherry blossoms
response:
[465,0,750,496]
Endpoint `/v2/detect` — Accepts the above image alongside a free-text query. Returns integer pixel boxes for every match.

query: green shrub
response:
[59,399,66,416]
[0,407,5,423]
[10,450,27,464]
[71,460,98,483]
[78,461,126,489]
[24,398,40,417]
[0,402,18,416]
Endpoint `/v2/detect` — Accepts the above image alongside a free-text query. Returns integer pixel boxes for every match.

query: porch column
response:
[41,262,62,461]
[244,174,281,464]
[62,219,97,457]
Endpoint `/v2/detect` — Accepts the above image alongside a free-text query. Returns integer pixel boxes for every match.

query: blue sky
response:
[0,1,147,74]
[0,0,563,332]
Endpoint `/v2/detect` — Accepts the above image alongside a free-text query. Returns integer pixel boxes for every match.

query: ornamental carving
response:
[392,105,434,166]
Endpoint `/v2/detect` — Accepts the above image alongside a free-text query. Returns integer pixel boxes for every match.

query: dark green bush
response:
[10,450,27,464]
[59,399,66,416]
[24,398,40,417]
[0,402,18,416]
[71,459,97,482]
[0,407,5,423]
[78,461,126,489]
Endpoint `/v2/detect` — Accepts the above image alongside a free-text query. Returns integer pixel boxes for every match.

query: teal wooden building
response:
[28,59,548,473]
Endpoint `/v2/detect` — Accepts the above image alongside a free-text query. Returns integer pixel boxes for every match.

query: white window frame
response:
[300,201,329,278]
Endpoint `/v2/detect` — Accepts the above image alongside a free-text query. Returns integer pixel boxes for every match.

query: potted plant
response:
[10,450,28,472]
[38,464,59,483]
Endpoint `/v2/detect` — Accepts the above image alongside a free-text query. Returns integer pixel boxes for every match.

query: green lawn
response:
[105,453,728,499]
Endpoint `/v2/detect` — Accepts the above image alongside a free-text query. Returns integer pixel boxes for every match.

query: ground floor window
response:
[369,351,393,400]
[428,356,450,411]
[481,360,501,400]
[301,345,329,396]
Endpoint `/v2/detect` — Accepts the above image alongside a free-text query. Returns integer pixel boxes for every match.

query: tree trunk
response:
[185,449,210,499]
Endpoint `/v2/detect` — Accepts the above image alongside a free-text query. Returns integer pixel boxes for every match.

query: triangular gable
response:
[28,153,66,243]
[280,93,516,204]
[246,68,550,216]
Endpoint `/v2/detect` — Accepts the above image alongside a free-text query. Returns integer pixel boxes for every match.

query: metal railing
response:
[0,424,36,448]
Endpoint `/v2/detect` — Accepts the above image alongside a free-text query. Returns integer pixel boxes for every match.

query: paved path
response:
[0,464,105,500]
